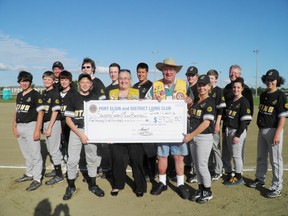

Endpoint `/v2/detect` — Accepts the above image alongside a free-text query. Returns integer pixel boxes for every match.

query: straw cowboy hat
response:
[156,58,183,73]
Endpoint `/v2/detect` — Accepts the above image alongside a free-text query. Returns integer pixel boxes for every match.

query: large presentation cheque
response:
[84,100,187,143]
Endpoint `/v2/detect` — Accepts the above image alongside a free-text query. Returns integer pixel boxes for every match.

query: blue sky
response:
[0,0,287,88]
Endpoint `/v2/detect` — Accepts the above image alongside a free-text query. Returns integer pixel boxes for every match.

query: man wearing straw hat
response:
[145,58,192,199]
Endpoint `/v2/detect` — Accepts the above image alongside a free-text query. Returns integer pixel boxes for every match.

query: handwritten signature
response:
[138,127,152,136]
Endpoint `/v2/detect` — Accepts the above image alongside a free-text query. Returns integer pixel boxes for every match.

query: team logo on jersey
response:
[236,104,240,108]
[200,103,206,108]
[212,93,216,98]
[207,106,213,112]
[47,98,51,103]
[272,100,277,105]
[55,99,60,104]
[38,99,43,104]
[176,92,184,100]
[101,89,105,94]
[27,97,31,102]
[221,96,225,102]
[196,110,202,117]
[89,104,97,113]
[285,103,288,109]
[247,108,251,114]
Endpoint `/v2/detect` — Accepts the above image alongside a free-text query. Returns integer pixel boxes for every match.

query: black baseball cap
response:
[197,74,210,85]
[52,61,64,70]
[78,74,92,82]
[186,66,198,76]
[265,69,279,81]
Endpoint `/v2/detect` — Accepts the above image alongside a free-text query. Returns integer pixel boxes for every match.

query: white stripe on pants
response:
[256,128,283,191]
[190,134,213,188]
[17,122,43,181]
[67,129,101,180]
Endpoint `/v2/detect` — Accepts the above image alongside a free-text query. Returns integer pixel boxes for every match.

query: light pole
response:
[253,49,260,97]
[152,50,158,81]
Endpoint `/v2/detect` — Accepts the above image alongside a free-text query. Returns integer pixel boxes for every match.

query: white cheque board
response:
[84,100,187,143]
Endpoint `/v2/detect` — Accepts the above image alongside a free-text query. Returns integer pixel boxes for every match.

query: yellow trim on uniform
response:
[109,88,140,100]
[152,78,187,100]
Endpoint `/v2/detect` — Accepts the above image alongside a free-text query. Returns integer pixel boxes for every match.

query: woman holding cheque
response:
[108,69,147,197]
[182,75,216,204]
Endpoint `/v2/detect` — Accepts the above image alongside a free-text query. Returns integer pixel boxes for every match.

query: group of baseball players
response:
[13,57,287,204]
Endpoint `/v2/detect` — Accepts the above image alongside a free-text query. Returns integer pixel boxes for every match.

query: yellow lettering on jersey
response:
[61,105,67,112]
[196,110,202,117]
[24,105,30,111]
[75,110,84,117]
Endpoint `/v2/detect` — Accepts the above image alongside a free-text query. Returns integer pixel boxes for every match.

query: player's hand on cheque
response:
[182,133,193,143]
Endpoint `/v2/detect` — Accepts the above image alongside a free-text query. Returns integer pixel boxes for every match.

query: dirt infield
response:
[0,103,287,216]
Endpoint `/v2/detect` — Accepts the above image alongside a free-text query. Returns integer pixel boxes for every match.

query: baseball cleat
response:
[15,174,33,183]
[63,186,76,200]
[26,180,41,191]
[247,178,265,188]
[89,185,105,197]
[266,190,282,198]
[45,175,64,185]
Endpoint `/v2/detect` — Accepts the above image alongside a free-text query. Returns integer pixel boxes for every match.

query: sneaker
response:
[26,180,41,191]
[247,179,265,188]
[45,175,64,185]
[89,185,105,197]
[150,182,167,195]
[196,190,213,204]
[266,190,282,198]
[224,177,244,186]
[187,175,198,183]
[63,186,76,200]
[15,174,33,183]
[177,185,190,200]
[190,190,202,202]
[211,173,222,181]
[44,170,56,178]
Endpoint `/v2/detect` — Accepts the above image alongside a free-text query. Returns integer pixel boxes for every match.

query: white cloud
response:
[0,33,110,74]
[0,33,72,66]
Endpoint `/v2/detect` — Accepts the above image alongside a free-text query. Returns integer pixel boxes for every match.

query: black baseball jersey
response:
[92,78,106,99]
[15,89,43,123]
[187,84,198,103]
[40,88,61,122]
[224,97,252,137]
[189,96,216,134]
[223,82,254,116]
[133,80,153,99]
[65,92,99,128]
[105,83,119,100]
[257,89,288,128]
[210,86,226,116]
[60,88,76,120]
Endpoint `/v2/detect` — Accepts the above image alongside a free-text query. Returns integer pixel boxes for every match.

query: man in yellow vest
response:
[145,58,193,199]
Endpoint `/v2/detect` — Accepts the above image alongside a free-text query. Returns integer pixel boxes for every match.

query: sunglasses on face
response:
[82,66,91,69]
